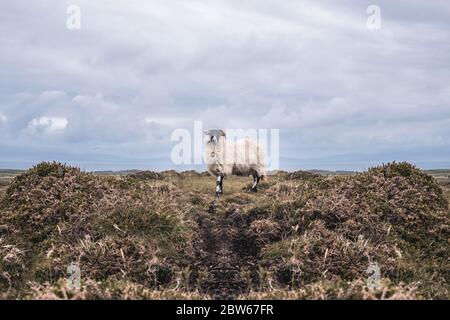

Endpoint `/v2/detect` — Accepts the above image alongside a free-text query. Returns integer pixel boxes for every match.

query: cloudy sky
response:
[0,0,449,171]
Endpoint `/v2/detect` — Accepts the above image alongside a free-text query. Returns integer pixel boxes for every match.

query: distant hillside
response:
[425,169,450,175]
[0,169,24,175]
[91,169,142,176]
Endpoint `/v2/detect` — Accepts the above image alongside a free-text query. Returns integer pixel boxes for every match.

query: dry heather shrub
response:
[238,279,419,300]
[255,162,449,298]
[443,187,450,203]
[32,236,172,287]
[1,162,116,241]
[272,170,289,178]
[180,170,202,178]
[287,171,320,180]
[160,170,182,181]
[264,221,404,285]
[249,219,281,245]
[302,162,449,252]
[0,162,195,297]
[27,279,210,300]
[0,237,26,291]
[127,171,163,181]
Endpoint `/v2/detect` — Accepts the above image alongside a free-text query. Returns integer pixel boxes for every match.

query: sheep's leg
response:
[216,174,223,196]
[250,175,261,193]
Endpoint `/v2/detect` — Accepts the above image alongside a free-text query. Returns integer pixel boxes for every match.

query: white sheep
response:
[204,129,267,196]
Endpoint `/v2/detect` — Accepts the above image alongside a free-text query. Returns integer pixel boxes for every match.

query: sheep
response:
[204,129,267,196]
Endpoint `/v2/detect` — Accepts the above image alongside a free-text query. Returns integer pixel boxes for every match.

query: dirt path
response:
[193,200,259,299]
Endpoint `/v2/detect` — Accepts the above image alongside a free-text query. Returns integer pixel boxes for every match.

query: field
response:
[0,163,449,300]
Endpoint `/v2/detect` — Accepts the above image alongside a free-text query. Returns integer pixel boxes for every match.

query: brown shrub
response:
[264,221,405,285]
[249,219,281,244]
[0,162,195,296]
[0,237,26,291]
[239,279,419,300]
[1,161,448,299]
[255,162,449,298]
[287,171,320,180]
[27,279,210,300]
[127,171,163,181]
[180,170,202,178]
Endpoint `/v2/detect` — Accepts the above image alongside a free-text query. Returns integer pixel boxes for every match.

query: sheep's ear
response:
[204,129,211,136]
[219,129,226,137]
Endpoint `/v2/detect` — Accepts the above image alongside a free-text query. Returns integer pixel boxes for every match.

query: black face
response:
[209,135,221,143]
[204,129,225,136]
[205,129,225,144]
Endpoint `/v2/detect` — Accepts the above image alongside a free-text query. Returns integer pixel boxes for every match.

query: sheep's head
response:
[204,129,226,144]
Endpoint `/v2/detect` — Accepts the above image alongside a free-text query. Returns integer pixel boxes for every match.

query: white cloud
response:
[0,1,449,169]
[144,116,190,126]
[27,116,68,134]
[261,98,362,129]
